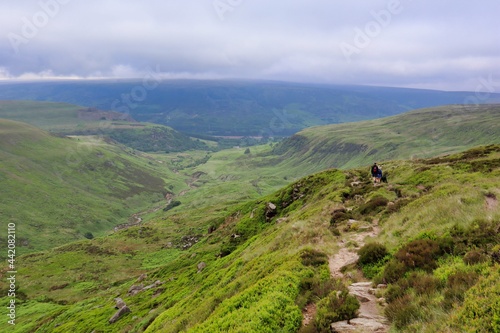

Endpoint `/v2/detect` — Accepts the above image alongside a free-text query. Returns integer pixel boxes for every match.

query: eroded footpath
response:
[329,220,389,333]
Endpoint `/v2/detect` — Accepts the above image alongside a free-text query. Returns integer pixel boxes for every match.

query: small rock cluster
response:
[177,235,201,250]
[109,274,164,324]
[128,280,164,296]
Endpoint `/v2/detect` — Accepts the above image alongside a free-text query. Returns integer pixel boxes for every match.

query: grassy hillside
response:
[0,100,212,152]
[158,104,500,212]
[1,144,498,332]
[273,104,500,170]
[3,103,494,256]
[2,80,498,136]
[0,119,189,256]
[0,100,84,131]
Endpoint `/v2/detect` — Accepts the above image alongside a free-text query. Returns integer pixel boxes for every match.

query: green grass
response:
[0,119,185,256]
[273,104,500,170]
[1,144,498,332]
[0,100,84,131]
[0,100,216,152]
[1,101,500,332]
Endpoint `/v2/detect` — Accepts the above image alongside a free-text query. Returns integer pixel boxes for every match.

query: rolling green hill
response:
[0,100,84,131]
[164,104,500,212]
[3,103,497,257]
[272,104,500,170]
[0,100,211,152]
[1,103,500,332]
[1,144,498,332]
[0,119,189,256]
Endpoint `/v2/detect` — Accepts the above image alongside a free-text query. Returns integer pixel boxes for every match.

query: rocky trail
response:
[329,220,389,333]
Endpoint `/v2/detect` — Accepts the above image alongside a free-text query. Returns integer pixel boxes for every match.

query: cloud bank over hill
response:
[0,0,499,91]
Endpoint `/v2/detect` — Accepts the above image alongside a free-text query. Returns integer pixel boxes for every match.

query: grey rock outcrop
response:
[265,202,277,221]
[109,298,131,324]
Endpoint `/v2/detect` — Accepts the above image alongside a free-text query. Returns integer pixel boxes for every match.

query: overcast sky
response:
[0,0,499,91]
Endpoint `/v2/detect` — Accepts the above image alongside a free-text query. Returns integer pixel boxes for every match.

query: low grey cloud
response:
[0,0,499,90]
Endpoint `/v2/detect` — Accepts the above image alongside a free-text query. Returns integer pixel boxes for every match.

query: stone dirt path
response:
[328,221,389,333]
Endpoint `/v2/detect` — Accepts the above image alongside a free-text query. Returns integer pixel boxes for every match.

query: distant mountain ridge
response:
[1,79,498,136]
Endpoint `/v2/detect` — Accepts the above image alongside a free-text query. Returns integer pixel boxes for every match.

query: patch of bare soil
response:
[302,303,317,327]
[486,193,498,211]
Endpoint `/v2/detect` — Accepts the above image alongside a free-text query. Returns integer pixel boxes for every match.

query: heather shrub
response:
[385,284,405,303]
[491,245,500,263]
[297,276,340,309]
[437,235,455,255]
[83,232,94,239]
[449,220,500,253]
[315,290,359,332]
[357,242,388,265]
[301,249,328,267]
[442,271,479,309]
[358,196,389,215]
[395,239,441,272]
[382,259,407,283]
[330,208,353,225]
[385,294,423,329]
[406,271,441,296]
[163,200,181,211]
[463,249,489,265]
[453,268,500,332]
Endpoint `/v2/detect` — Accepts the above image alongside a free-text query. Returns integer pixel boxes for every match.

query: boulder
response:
[331,321,356,332]
[143,280,163,290]
[197,262,207,273]
[128,284,144,296]
[265,202,277,221]
[109,306,131,324]
[114,297,126,309]
[110,297,130,324]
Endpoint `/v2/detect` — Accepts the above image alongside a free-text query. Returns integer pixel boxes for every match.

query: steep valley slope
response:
[0,119,182,255]
[1,103,500,332]
[1,144,499,332]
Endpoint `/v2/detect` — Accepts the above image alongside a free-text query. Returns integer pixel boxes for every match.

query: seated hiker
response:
[371,163,381,183]
[377,166,384,182]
